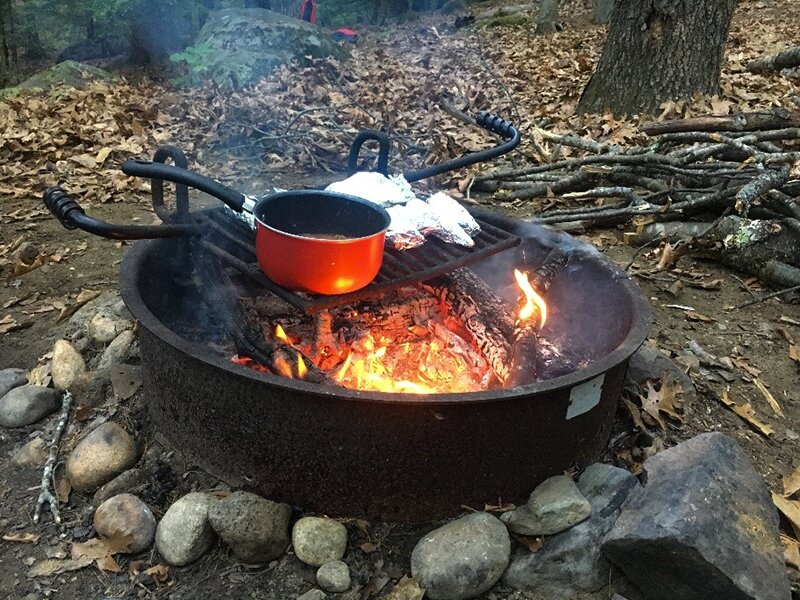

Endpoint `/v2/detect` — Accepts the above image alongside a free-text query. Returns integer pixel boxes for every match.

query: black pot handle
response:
[403,112,520,183]
[43,187,201,240]
[347,130,390,177]
[121,159,247,213]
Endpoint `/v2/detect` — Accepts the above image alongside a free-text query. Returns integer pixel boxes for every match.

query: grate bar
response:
[198,209,520,314]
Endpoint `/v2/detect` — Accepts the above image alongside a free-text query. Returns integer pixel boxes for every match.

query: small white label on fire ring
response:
[566,374,604,420]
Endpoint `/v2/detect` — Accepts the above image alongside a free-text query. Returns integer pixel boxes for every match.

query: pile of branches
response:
[475,108,800,289]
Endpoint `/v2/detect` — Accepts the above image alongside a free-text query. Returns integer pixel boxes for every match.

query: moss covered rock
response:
[15,60,114,92]
[172,8,348,89]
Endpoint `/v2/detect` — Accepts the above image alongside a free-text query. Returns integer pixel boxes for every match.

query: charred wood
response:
[193,242,337,385]
[425,269,516,382]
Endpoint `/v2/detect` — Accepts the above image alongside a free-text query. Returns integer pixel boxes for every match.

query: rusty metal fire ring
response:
[119,211,651,521]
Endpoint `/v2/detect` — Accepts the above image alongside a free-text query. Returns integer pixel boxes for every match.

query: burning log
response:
[193,242,338,386]
[507,249,569,388]
[424,268,516,383]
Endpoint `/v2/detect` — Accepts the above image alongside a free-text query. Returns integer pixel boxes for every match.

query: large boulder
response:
[15,61,114,92]
[174,8,347,88]
[602,433,791,600]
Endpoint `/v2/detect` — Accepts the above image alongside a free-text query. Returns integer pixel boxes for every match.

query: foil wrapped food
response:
[325,172,416,206]
[427,192,481,236]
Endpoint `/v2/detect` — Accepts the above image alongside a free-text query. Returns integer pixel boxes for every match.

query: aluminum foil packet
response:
[406,198,474,248]
[386,205,425,250]
[325,172,416,207]
[427,192,481,236]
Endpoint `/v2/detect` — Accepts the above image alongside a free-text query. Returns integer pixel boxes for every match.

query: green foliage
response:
[168,43,217,86]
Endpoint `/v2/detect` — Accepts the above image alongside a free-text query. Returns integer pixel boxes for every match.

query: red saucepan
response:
[45,161,390,295]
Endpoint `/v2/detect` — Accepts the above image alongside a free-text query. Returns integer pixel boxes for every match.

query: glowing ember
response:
[514,269,547,328]
[231,355,271,373]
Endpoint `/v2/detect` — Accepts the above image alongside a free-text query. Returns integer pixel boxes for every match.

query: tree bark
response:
[536,0,559,34]
[578,0,738,116]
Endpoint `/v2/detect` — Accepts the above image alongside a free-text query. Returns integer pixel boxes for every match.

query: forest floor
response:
[1,0,800,598]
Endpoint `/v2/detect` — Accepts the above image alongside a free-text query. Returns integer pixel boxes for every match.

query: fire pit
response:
[44,115,650,520]
[118,207,650,521]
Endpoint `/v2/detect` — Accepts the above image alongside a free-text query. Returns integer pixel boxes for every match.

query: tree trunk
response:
[592,0,614,24]
[536,0,559,34]
[577,0,738,116]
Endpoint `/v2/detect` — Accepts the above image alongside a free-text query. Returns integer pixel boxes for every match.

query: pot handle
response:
[347,130,390,176]
[43,187,201,240]
[121,159,247,213]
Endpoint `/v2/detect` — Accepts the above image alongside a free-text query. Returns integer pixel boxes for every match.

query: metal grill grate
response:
[198,208,521,314]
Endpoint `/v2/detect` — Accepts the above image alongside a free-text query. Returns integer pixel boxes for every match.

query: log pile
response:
[475,111,800,288]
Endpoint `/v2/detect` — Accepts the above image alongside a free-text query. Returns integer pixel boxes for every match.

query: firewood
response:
[425,268,516,382]
[506,249,570,388]
[193,242,338,386]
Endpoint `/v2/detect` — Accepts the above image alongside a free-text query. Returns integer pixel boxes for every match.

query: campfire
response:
[221,244,571,394]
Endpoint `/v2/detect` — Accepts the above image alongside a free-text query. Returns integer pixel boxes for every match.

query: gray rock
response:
[51,340,87,391]
[0,368,27,398]
[92,468,146,507]
[87,313,130,345]
[292,517,348,567]
[626,344,696,404]
[0,385,61,428]
[11,436,47,467]
[297,590,326,600]
[316,561,351,593]
[208,491,291,563]
[602,433,791,600]
[503,464,639,595]
[66,422,139,492]
[114,300,132,320]
[16,60,114,91]
[93,493,156,553]
[67,292,121,335]
[182,9,348,88]
[96,330,137,371]
[501,475,592,536]
[71,372,111,409]
[411,512,510,600]
[156,492,217,566]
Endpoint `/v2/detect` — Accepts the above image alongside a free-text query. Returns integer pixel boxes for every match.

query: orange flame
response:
[514,269,547,328]
[297,354,308,378]
[275,324,290,344]
[273,353,294,378]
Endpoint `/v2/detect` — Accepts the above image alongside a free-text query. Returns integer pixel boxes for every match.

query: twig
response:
[736,284,800,308]
[33,391,72,525]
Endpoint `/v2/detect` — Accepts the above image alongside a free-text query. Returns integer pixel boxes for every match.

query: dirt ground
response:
[2,0,800,598]
[1,176,798,599]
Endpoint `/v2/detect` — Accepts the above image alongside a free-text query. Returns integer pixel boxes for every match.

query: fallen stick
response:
[33,391,72,525]
[747,46,800,74]
[641,110,800,135]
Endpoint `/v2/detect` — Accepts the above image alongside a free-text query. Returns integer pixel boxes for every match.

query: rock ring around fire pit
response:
[120,208,651,521]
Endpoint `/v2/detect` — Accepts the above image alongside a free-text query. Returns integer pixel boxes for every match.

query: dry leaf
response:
[622,396,646,431]
[382,576,424,600]
[772,493,800,540]
[71,532,134,573]
[2,532,40,543]
[28,556,93,577]
[95,147,112,165]
[783,466,800,498]
[782,534,800,570]
[639,373,684,429]
[55,477,72,504]
[731,356,761,378]
[0,314,33,334]
[719,389,773,437]
[753,377,784,418]
[360,541,379,554]
[686,311,714,322]
[144,564,171,585]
